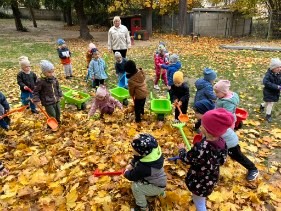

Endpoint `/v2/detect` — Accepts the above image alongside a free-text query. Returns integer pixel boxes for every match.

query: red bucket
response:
[193,134,202,144]
[235,108,248,128]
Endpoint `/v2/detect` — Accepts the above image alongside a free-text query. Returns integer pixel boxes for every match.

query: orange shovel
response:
[176,104,189,123]
[38,105,59,130]
[0,105,29,119]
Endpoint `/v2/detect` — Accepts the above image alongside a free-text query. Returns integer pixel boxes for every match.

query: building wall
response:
[19,8,63,21]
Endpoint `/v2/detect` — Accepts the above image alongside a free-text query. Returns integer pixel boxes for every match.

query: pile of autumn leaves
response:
[0,36,281,210]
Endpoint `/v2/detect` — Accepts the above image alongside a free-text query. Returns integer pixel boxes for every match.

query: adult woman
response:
[108,16,131,58]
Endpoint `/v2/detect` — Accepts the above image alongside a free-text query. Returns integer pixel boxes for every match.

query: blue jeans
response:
[192,194,207,211]
[21,91,36,111]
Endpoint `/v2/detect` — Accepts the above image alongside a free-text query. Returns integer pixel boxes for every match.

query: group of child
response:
[0,39,280,211]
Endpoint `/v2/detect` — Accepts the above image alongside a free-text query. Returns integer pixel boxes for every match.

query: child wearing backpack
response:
[57,38,73,79]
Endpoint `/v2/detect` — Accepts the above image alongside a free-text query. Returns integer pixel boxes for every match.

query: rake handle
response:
[178,127,191,150]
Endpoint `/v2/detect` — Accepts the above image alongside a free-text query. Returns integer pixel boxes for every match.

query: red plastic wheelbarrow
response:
[93,169,124,177]
[235,108,248,129]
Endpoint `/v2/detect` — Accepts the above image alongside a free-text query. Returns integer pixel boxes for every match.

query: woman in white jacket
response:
[108,16,131,58]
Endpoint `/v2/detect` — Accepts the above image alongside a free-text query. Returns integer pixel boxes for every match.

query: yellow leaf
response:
[93,195,111,204]
[18,174,29,185]
[66,189,78,209]
[176,169,186,177]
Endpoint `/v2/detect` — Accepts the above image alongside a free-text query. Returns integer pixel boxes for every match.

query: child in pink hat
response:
[178,108,233,211]
[214,80,239,128]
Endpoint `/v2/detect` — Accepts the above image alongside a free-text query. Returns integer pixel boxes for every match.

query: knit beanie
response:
[169,54,179,64]
[124,60,137,74]
[40,60,54,72]
[173,71,184,84]
[91,48,98,54]
[57,38,65,46]
[214,80,231,94]
[193,99,215,114]
[114,51,122,58]
[88,43,96,51]
[19,56,30,68]
[96,85,107,98]
[269,58,281,70]
[131,133,158,156]
[203,68,217,82]
[201,108,234,137]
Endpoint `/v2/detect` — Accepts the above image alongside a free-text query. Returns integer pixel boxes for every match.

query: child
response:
[194,68,217,104]
[260,58,281,122]
[57,38,73,79]
[114,51,128,88]
[88,48,108,88]
[125,60,148,123]
[0,161,9,176]
[193,99,215,132]
[161,53,181,89]
[0,92,10,130]
[170,71,190,121]
[85,43,97,81]
[193,100,259,181]
[88,85,122,118]
[154,44,169,90]
[32,60,62,125]
[214,80,239,128]
[17,56,38,114]
[124,133,166,211]
[178,108,233,211]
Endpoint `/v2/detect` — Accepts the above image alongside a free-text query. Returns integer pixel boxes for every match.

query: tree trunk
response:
[145,6,153,36]
[73,0,93,40]
[64,2,73,26]
[28,6,37,28]
[267,0,281,38]
[178,0,187,35]
[10,0,27,32]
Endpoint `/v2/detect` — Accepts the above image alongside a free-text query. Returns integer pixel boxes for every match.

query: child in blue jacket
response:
[161,53,181,89]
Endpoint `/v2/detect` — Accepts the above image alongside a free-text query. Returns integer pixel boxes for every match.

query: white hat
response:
[19,56,30,68]
[269,58,281,70]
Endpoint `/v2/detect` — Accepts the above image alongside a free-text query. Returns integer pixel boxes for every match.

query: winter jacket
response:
[108,25,131,51]
[216,92,239,114]
[179,137,227,197]
[170,82,190,105]
[17,71,37,92]
[161,61,182,86]
[194,78,217,103]
[221,128,239,149]
[0,92,10,112]
[88,92,122,116]
[263,69,281,102]
[115,58,127,76]
[33,76,62,106]
[154,53,169,74]
[57,47,71,65]
[88,58,108,80]
[124,146,167,188]
[127,68,148,100]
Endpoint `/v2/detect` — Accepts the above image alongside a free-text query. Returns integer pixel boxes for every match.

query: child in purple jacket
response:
[88,85,122,118]
[178,108,233,211]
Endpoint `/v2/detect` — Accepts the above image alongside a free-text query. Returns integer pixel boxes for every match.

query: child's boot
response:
[265,114,272,123]
[259,104,264,113]
[131,205,149,211]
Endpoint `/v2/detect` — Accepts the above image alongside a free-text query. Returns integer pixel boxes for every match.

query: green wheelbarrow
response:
[109,86,130,106]
[150,92,172,121]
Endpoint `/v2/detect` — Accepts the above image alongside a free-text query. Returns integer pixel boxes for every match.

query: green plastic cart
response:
[150,92,172,121]
[109,87,130,106]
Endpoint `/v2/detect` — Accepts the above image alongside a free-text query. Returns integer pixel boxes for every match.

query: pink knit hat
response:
[96,85,107,98]
[201,108,234,137]
[214,80,231,94]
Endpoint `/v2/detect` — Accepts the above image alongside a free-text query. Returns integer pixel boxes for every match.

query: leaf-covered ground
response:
[0,20,281,210]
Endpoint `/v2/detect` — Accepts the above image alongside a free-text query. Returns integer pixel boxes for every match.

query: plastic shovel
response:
[25,87,33,93]
[37,105,59,130]
[93,169,124,177]
[176,104,189,123]
[0,105,29,118]
[172,122,191,150]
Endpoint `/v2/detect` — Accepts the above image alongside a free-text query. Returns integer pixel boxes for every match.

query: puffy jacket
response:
[17,71,37,92]
[89,58,108,80]
[115,58,127,75]
[216,92,239,113]
[161,61,182,86]
[57,47,71,65]
[263,69,281,102]
[33,76,62,106]
[124,146,167,188]
[170,82,190,105]
[0,92,9,112]
[194,78,217,103]
[154,53,169,74]
[127,69,148,99]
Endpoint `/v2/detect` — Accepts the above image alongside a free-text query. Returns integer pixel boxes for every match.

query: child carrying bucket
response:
[193,100,259,181]
[178,108,232,211]
[114,51,128,88]
[124,133,166,211]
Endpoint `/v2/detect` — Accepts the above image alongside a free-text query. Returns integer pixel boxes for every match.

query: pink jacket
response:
[154,53,169,74]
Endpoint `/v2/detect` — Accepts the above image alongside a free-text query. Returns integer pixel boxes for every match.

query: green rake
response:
[172,122,191,150]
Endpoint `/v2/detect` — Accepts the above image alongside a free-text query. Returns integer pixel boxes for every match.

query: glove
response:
[178,148,187,159]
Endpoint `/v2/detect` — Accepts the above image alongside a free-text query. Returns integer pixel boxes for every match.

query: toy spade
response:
[37,105,59,130]
[176,104,189,123]
[93,169,124,177]
[0,105,29,119]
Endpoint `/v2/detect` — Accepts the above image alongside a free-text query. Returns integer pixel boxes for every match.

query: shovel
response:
[37,105,59,130]
[93,169,124,177]
[0,105,29,119]
[24,87,33,93]
[172,122,191,150]
[176,104,189,123]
